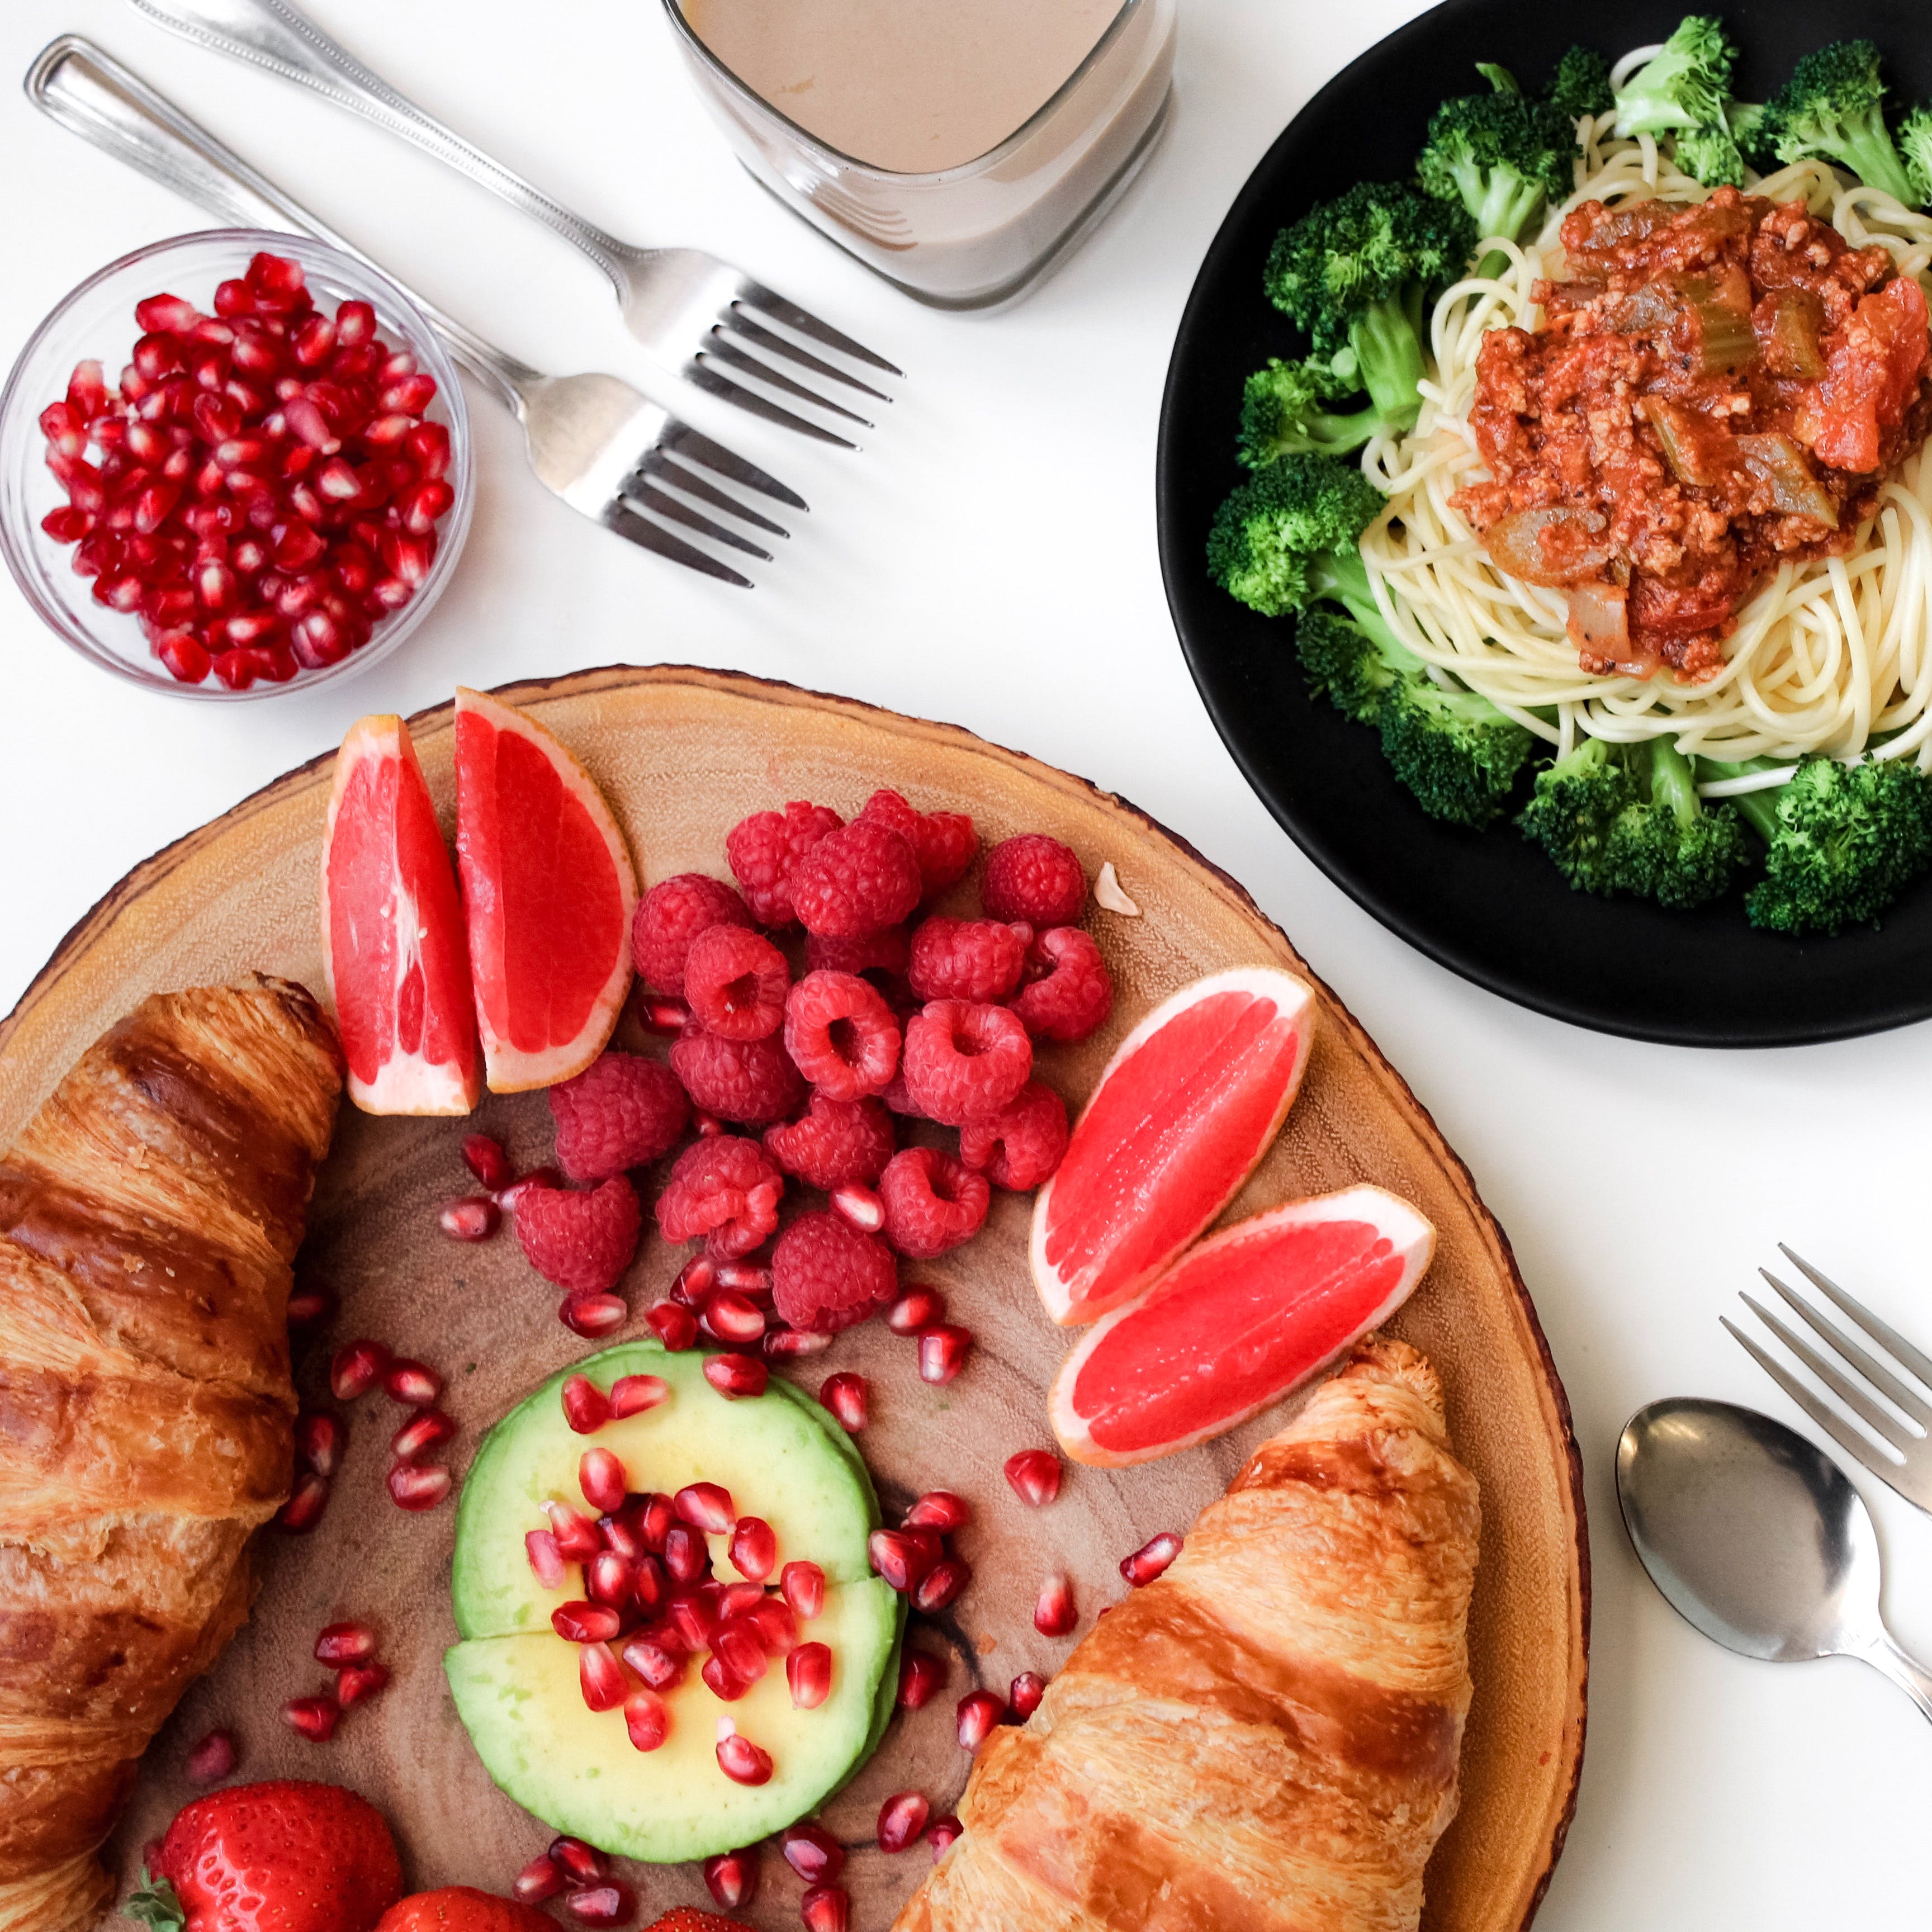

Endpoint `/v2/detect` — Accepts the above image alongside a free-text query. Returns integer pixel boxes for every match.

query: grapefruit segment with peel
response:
[454,688,639,1092]
[320,713,481,1115]
[1048,1185,1436,1466]
[1030,966,1317,1327]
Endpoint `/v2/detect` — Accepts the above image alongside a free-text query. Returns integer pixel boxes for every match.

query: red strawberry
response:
[515,1176,642,1294]
[643,1914,755,1932]
[129,1781,402,1932]
[374,1892,553,1932]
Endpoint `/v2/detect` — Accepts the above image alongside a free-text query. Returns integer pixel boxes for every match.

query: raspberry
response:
[772,1210,898,1334]
[683,924,789,1040]
[783,970,902,1102]
[1009,927,1115,1043]
[655,1135,785,1259]
[908,916,1031,1003]
[726,802,844,926]
[856,789,978,898]
[807,925,911,982]
[787,820,921,939]
[515,1176,642,1294]
[959,1081,1070,1191]
[879,1071,924,1117]
[550,1051,691,1181]
[764,1093,898,1188]
[983,834,1086,925]
[877,1147,990,1258]
[632,873,752,995]
[670,1024,806,1125]
[899,1001,1033,1125]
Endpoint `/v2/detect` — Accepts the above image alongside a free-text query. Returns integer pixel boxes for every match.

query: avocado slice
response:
[444,1340,903,1861]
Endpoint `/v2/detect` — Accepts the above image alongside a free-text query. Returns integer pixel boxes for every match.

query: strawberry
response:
[127,1781,402,1932]
[644,1913,755,1932]
[373,1889,554,1932]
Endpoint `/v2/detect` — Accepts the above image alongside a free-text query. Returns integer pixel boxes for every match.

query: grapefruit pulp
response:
[1049,1185,1436,1466]
[320,713,481,1115]
[453,688,638,1092]
[1030,966,1317,1326]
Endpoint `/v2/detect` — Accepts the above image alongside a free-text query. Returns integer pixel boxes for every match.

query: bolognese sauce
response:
[1452,186,1932,678]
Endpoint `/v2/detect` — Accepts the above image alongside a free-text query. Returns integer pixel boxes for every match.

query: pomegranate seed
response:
[905,1490,971,1533]
[749,1597,798,1656]
[646,1300,698,1350]
[387,1462,452,1511]
[550,1836,607,1883]
[136,292,202,333]
[621,1686,669,1751]
[562,1374,612,1433]
[276,1471,330,1533]
[497,1165,562,1212]
[632,1553,667,1613]
[898,1647,948,1708]
[1121,1531,1183,1587]
[330,1338,390,1401]
[525,1529,567,1589]
[294,1410,345,1478]
[716,1724,773,1786]
[586,1550,634,1608]
[673,1254,719,1306]
[634,993,692,1035]
[600,1514,643,1562]
[1003,1448,1062,1508]
[546,1499,602,1560]
[603,1374,665,1420]
[718,1581,765,1621]
[579,1641,628,1712]
[701,1651,749,1702]
[780,1822,845,1884]
[337,1662,389,1707]
[820,1373,869,1432]
[714,1261,773,1296]
[461,1135,511,1190]
[1009,1670,1047,1719]
[637,1493,675,1550]
[878,1791,931,1854]
[401,479,454,534]
[912,1556,972,1614]
[662,1523,708,1585]
[729,1516,777,1582]
[918,1324,973,1385]
[956,1689,1005,1752]
[801,1886,850,1932]
[675,1483,735,1533]
[439,1196,499,1240]
[561,1293,628,1337]
[184,1729,237,1784]
[927,1816,963,1859]
[703,1849,758,1911]
[829,1182,886,1233]
[383,1358,442,1406]
[1034,1571,1077,1636]
[700,1288,766,1343]
[513,1855,565,1903]
[562,1885,634,1928]
[335,299,377,347]
[764,1327,832,1360]
[704,1353,767,1400]
[391,1408,456,1462]
[579,1447,628,1515]
[551,1601,622,1645]
[621,1636,685,1692]
[714,1619,768,1685]
[281,1695,338,1742]
[314,1620,377,1666]
[782,1560,826,1621]
[788,1642,833,1708]
[869,1528,935,1595]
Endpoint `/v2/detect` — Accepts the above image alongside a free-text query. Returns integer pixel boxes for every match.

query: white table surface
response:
[3,1,1928,1922]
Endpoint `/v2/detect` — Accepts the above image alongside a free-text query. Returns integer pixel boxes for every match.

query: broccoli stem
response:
[1647,739,1703,826]
[1310,544,1422,670]
[1696,756,1784,841]
[1347,296,1429,432]
[1831,120,1917,207]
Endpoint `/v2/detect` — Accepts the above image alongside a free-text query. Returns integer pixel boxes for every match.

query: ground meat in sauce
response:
[1452,187,1932,679]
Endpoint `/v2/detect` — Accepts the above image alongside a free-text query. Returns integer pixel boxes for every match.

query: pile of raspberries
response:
[508,791,1115,1344]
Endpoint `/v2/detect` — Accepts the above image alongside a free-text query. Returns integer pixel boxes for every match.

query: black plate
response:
[1157,0,1932,1046]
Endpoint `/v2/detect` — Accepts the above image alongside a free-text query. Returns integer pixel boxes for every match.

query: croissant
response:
[0,977,344,1932]
[896,1335,1480,1932]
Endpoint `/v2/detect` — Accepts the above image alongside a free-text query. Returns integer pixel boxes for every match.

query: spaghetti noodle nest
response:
[1361,115,1932,778]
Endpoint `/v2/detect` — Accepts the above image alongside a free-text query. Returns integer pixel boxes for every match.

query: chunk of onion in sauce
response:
[1483,506,1617,587]
[1564,580,1633,660]
[1737,432,1839,528]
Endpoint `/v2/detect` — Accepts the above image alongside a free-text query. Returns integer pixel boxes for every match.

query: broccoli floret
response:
[1206,453,1385,618]
[1295,607,1533,826]
[1674,121,1748,187]
[1721,753,1932,934]
[1263,183,1478,436]
[1416,75,1581,250]
[1238,355,1391,465]
[1613,16,1740,140]
[1519,736,1751,908]
[1900,103,1932,209]
[1755,39,1918,207]
[1546,45,1614,122]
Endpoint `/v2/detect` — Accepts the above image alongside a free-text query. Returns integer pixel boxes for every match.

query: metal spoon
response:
[1617,1395,1932,1722]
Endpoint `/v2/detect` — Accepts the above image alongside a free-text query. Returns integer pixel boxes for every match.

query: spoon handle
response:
[1865,1632,1932,1726]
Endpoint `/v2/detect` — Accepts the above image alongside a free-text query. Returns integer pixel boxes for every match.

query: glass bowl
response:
[0,229,472,700]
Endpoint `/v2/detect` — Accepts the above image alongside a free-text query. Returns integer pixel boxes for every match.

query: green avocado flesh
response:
[445,1339,905,1862]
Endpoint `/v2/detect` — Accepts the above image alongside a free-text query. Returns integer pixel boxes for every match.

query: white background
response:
[3,0,1929,1922]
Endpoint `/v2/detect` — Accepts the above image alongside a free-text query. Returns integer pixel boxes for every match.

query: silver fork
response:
[29,38,799,588]
[1723,1244,1932,1513]
[127,0,901,444]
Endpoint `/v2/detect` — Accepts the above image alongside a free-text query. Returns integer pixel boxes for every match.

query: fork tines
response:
[1723,1244,1932,1512]
[613,422,807,589]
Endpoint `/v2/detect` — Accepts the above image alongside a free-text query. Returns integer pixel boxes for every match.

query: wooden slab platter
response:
[0,665,1588,1932]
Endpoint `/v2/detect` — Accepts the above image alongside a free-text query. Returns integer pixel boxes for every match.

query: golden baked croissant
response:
[897,1336,1480,1932]
[0,978,344,1932]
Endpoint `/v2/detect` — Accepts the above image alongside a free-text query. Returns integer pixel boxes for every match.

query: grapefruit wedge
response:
[1030,965,1317,1327]
[320,714,482,1115]
[1048,1185,1436,1466]
[453,688,638,1092]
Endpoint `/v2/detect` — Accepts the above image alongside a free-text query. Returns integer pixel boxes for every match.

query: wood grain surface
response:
[0,665,1588,1932]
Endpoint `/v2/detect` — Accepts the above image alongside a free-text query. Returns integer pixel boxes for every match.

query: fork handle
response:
[26,36,538,416]
[129,0,635,291]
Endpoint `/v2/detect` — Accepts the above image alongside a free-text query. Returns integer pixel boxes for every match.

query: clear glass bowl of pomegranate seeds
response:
[0,229,472,698]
